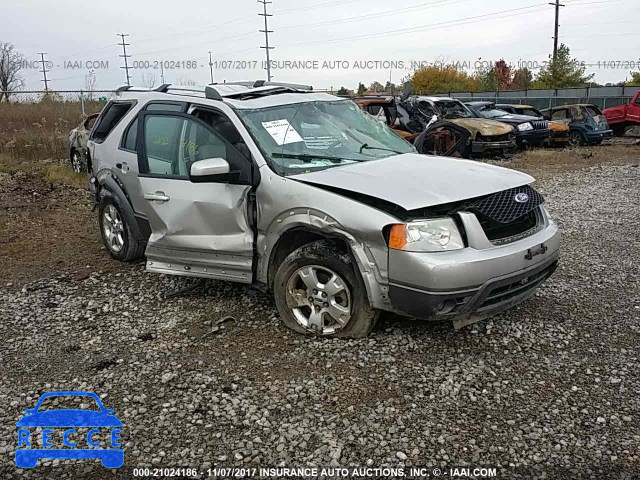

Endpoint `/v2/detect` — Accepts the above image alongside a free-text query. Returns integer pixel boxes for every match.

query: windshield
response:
[236,100,415,175]
[521,108,543,118]
[475,106,509,119]
[432,100,476,119]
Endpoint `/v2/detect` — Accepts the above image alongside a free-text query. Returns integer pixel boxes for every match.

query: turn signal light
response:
[389,224,407,250]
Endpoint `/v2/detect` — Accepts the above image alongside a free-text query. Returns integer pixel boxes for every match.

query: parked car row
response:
[353,85,615,157]
[68,81,560,338]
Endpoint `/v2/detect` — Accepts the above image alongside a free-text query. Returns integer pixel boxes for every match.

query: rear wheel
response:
[273,240,379,338]
[99,197,145,262]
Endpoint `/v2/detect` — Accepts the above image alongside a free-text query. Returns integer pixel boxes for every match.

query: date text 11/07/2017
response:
[132,466,499,478]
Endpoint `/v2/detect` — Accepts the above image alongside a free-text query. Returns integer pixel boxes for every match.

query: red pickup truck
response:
[603,89,640,135]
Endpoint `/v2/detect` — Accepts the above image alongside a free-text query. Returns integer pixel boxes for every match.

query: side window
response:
[122,103,184,152]
[91,102,134,143]
[141,114,228,179]
[635,95,640,106]
[551,109,567,121]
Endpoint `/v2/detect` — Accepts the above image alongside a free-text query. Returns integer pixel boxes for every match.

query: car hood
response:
[16,410,123,427]
[487,113,540,126]
[289,153,533,211]
[448,118,513,136]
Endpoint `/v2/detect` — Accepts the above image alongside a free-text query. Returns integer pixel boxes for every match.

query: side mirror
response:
[189,157,231,183]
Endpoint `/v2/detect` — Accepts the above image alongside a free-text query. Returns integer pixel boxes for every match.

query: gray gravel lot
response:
[0,162,639,479]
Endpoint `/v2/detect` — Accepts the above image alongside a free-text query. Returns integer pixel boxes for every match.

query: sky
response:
[3,0,639,92]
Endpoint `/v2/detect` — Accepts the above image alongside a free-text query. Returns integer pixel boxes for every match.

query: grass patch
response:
[0,99,103,161]
[45,164,86,189]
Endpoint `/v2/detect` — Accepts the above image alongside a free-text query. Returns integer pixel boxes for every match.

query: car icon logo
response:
[15,391,123,469]
[514,192,529,203]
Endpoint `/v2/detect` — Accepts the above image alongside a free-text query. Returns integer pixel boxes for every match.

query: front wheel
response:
[273,240,379,338]
[569,131,584,146]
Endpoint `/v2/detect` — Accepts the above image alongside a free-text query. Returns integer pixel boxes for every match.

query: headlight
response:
[389,218,464,252]
[517,122,533,132]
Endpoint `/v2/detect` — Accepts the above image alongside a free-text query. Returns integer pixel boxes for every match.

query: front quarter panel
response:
[256,166,400,309]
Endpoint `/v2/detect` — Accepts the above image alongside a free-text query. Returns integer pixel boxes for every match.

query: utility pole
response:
[38,52,50,92]
[118,33,132,86]
[258,0,274,81]
[550,0,565,62]
[209,51,214,84]
[160,62,165,84]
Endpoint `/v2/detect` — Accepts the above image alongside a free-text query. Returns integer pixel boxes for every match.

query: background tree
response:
[626,72,640,85]
[533,44,594,88]
[410,65,477,94]
[368,81,384,93]
[357,82,366,96]
[84,69,97,100]
[141,72,157,88]
[337,86,349,96]
[385,81,396,94]
[0,41,25,102]
[493,59,513,90]
[511,67,533,90]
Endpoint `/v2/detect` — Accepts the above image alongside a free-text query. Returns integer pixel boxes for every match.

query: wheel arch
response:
[259,211,390,309]
[98,173,146,242]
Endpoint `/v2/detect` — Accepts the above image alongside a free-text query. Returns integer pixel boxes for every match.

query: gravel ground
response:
[0,160,639,479]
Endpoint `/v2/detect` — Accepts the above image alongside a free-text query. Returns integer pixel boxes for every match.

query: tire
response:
[70,148,85,173]
[569,130,584,146]
[273,239,379,338]
[98,197,145,262]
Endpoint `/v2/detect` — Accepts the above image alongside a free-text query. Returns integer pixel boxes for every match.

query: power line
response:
[258,0,275,81]
[280,3,550,48]
[118,33,132,86]
[38,52,50,92]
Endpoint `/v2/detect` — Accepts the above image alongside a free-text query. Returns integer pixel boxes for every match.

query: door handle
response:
[144,192,170,202]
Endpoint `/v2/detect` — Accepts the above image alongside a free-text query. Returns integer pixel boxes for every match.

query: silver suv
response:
[87,81,560,338]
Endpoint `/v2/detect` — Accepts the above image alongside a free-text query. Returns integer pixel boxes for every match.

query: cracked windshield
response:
[237,99,415,175]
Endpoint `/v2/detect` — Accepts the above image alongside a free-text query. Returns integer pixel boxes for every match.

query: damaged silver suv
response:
[86,81,560,338]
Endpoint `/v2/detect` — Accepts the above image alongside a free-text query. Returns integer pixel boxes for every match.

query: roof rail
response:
[253,80,313,90]
[154,83,171,92]
[116,85,132,92]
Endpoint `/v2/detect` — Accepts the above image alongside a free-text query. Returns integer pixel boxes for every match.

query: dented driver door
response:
[135,111,254,283]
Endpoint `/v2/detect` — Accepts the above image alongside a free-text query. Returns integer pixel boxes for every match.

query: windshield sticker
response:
[261,119,304,145]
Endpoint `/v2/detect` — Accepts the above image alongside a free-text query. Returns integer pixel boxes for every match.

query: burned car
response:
[496,104,570,147]
[69,113,99,173]
[466,101,550,149]
[355,95,516,158]
[541,104,613,146]
[86,81,560,338]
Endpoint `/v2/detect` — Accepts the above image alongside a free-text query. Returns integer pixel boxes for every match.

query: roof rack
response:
[210,80,313,91]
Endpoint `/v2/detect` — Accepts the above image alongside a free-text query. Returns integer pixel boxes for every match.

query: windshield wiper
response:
[358,143,404,155]
[271,152,366,163]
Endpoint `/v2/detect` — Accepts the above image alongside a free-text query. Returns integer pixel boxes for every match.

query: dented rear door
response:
[135,111,254,283]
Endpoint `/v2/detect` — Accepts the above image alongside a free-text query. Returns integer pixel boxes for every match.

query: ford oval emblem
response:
[515,192,529,203]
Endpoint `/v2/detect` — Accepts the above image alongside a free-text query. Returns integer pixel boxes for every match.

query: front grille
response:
[479,261,557,309]
[532,120,549,130]
[478,133,514,142]
[468,185,544,224]
[477,208,542,244]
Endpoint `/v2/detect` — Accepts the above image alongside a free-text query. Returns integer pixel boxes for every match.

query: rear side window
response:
[90,102,134,143]
[122,102,184,152]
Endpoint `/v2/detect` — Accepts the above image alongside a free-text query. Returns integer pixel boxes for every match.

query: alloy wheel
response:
[102,205,125,253]
[71,151,83,173]
[285,265,352,335]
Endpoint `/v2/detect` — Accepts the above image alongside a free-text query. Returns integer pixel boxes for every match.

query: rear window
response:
[584,106,603,117]
[91,102,135,143]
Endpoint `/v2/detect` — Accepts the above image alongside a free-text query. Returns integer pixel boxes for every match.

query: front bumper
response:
[388,217,560,324]
[471,139,516,153]
[516,129,550,147]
